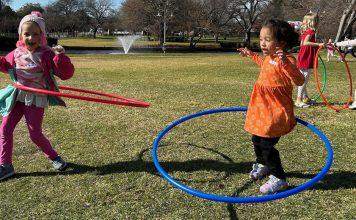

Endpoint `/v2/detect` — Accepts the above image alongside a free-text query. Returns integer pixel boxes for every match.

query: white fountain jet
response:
[117,35,140,54]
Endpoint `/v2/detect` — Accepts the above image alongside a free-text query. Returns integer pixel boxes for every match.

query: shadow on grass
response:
[226,180,254,220]
[12,145,356,220]
[146,142,250,183]
[13,142,252,183]
[287,171,356,190]
[13,144,355,191]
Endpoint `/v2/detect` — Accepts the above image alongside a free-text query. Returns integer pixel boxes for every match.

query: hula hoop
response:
[314,45,353,112]
[310,55,327,101]
[12,83,150,108]
[152,107,333,203]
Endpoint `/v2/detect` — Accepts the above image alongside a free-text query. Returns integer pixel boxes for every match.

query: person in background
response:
[341,37,356,60]
[326,38,338,62]
[295,12,325,108]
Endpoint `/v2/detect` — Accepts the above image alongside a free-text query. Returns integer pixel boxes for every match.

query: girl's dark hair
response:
[262,19,299,49]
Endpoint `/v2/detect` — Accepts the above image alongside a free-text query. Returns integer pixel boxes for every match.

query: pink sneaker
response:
[260,175,288,194]
[249,163,269,181]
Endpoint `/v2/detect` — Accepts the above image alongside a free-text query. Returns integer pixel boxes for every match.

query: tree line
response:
[0,0,355,47]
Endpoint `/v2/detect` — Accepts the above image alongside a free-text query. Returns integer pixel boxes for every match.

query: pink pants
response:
[0,102,58,164]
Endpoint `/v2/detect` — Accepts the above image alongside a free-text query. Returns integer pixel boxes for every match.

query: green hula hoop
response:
[311,55,327,101]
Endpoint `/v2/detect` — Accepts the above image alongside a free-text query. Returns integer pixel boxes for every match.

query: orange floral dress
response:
[244,53,305,138]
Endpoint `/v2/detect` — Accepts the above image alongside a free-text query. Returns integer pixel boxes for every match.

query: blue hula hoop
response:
[151,107,333,203]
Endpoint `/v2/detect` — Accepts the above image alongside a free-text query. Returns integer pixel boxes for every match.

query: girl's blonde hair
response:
[301,12,319,32]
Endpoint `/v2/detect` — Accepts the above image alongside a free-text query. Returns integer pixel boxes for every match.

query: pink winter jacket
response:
[0,47,74,106]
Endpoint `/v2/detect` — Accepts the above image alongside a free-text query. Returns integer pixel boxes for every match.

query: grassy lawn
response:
[59,36,121,47]
[0,53,355,219]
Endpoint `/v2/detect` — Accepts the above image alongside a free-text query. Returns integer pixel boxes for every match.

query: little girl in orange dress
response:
[239,19,305,194]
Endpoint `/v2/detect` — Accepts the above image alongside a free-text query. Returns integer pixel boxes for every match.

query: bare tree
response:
[268,0,284,20]
[46,0,85,37]
[199,0,235,42]
[101,12,119,35]
[119,0,183,45]
[335,0,356,42]
[85,0,114,38]
[231,0,270,45]
[45,6,66,38]
[119,0,147,32]
[119,0,161,39]
[174,0,204,48]
[116,0,354,48]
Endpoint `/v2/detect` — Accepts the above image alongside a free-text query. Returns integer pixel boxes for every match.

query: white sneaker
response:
[303,98,316,105]
[260,175,288,194]
[349,102,356,110]
[249,163,270,181]
[51,156,68,171]
[295,101,310,108]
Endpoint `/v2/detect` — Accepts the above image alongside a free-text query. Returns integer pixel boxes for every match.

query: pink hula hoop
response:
[12,83,150,108]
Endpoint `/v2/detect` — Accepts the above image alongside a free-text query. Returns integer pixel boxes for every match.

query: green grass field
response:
[0,53,355,219]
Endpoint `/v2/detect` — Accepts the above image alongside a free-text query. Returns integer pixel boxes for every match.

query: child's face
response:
[21,22,41,51]
[259,27,281,56]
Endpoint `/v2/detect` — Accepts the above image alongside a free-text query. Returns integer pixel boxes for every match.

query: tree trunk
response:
[189,37,195,49]
[244,31,251,46]
[335,0,356,42]
[93,27,97,39]
[344,11,356,37]
[159,22,164,46]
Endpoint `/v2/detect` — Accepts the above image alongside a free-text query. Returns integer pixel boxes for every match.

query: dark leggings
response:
[252,135,286,180]
[343,48,356,58]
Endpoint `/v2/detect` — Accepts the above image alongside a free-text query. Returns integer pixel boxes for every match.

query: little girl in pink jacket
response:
[0,11,74,180]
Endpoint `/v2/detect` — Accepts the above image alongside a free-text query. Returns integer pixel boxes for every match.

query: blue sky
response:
[10,0,124,11]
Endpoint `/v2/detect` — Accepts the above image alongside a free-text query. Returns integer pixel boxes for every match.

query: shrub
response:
[166,36,186,42]
[219,42,237,48]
